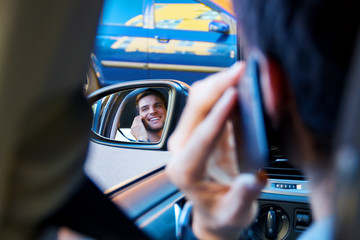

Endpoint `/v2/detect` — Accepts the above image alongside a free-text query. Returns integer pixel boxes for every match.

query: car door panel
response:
[85,141,170,191]
[148,0,237,84]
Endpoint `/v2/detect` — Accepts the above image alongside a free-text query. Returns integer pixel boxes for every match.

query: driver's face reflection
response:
[138,95,167,132]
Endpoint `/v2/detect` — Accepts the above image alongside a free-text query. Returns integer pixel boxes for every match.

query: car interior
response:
[86,40,360,238]
[88,30,360,240]
[88,80,311,240]
[3,0,359,239]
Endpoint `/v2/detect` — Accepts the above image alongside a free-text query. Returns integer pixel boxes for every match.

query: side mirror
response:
[87,80,189,150]
[209,20,229,34]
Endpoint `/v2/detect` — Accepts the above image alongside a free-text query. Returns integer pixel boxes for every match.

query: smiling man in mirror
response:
[131,89,167,143]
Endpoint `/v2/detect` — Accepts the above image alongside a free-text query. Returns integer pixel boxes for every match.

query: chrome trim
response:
[262,179,310,197]
[148,63,224,73]
[101,60,226,73]
[101,61,147,69]
[174,203,182,239]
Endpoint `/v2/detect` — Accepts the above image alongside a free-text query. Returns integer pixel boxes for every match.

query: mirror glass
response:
[91,87,169,143]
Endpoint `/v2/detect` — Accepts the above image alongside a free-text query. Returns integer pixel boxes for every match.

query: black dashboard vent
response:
[264,159,306,181]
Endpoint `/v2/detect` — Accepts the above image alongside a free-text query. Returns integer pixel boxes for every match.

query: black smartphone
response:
[235,55,271,173]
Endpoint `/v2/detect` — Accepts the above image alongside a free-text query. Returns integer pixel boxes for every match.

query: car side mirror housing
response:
[87,80,189,150]
[209,20,229,34]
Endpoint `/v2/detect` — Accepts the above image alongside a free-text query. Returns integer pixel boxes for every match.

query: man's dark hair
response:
[234,0,360,151]
[135,89,167,111]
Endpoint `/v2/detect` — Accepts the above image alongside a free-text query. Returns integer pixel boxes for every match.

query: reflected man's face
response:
[138,95,167,132]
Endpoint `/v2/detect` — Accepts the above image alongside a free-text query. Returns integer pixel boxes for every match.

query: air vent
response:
[264,159,306,181]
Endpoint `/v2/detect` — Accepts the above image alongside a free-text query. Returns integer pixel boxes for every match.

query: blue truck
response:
[86,0,240,94]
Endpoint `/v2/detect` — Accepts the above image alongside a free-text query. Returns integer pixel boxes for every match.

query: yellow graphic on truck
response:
[154,3,221,31]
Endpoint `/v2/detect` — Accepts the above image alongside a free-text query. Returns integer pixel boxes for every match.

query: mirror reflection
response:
[92,87,169,143]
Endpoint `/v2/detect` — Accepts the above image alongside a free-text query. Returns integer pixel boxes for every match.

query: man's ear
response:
[258,56,290,127]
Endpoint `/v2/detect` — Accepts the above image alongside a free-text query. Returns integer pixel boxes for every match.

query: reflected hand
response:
[166,62,267,240]
[130,116,148,141]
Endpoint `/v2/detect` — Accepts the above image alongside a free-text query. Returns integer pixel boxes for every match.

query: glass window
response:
[102,0,143,26]
[154,0,221,31]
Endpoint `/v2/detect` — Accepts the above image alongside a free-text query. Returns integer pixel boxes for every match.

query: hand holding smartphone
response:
[234,54,271,173]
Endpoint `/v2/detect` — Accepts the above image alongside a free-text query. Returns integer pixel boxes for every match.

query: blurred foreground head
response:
[234,0,360,157]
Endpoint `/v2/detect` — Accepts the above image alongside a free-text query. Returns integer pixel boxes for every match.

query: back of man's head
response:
[234,0,360,153]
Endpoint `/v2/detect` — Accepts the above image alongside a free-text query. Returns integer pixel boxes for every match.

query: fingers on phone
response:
[167,88,238,186]
[168,63,245,152]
